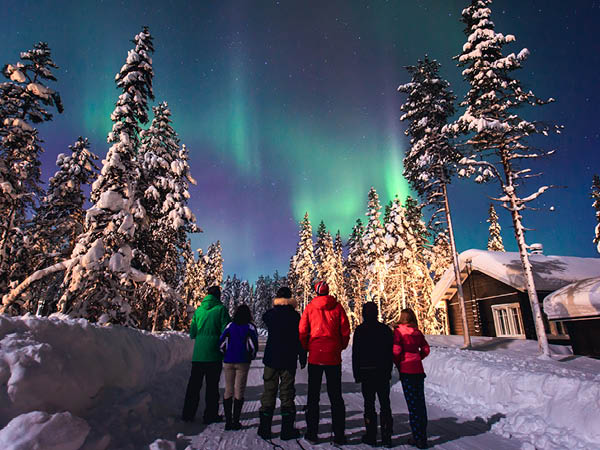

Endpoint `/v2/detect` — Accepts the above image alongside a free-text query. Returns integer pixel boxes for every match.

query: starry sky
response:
[3,0,600,282]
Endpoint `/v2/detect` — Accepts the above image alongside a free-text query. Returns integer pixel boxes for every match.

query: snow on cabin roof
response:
[431,249,600,308]
[543,277,600,320]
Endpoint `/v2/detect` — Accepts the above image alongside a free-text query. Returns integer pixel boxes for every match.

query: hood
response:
[311,295,338,310]
[273,297,297,307]
[200,294,220,310]
[397,323,421,335]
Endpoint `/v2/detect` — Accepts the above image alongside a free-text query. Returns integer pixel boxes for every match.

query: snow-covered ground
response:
[1,315,598,449]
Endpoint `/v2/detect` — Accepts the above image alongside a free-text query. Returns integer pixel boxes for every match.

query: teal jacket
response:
[190,294,231,362]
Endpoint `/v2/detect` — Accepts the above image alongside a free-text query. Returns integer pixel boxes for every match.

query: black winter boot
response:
[381,412,393,448]
[361,413,377,446]
[232,398,244,430]
[257,411,273,440]
[281,411,300,440]
[223,397,233,430]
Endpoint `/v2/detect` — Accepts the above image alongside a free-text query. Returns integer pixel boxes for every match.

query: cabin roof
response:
[543,277,600,320]
[431,249,600,308]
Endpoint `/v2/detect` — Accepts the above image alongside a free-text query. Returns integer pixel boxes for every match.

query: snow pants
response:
[306,364,345,438]
[223,362,250,400]
[182,361,222,421]
[260,366,297,414]
[400,373,428,444]
[361,372,392,429]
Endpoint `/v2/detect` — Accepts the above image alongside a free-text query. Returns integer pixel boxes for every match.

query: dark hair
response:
[362,302,378,322]
[207,286,221,300]
[276,286,292,299]
[233,304,252,325]
[399,308,418,328]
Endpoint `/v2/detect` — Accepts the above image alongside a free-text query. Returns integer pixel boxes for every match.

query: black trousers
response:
[400,373,427,443]
[306,364,345,437]
[182,361,223,421]
[360,372,392,425]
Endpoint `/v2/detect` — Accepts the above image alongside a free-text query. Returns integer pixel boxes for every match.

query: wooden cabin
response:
[431,250,600,345]
[544,277,600,358]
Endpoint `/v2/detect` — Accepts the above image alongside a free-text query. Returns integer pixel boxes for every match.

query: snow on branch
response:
[1,257,78,311]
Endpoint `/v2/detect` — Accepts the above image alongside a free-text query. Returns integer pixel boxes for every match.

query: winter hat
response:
[207,286,221,300]
[315,281,329,295]
[362,302,378,322]
[276,286,292,299]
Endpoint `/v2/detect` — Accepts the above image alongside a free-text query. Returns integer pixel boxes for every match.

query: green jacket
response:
[190,294,231,362]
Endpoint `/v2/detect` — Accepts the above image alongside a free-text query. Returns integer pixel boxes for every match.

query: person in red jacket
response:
[393,308,430,449]
[299,281,350,445]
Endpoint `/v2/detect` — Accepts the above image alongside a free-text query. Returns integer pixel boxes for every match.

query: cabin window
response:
[492,303,525,338]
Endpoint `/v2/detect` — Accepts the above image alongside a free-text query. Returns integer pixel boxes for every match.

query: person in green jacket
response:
[182,286,231,423]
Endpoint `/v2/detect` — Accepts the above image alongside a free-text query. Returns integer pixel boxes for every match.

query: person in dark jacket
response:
[258,287,307,441]
[393,308,430,449]
[219,304,259,430]
[299,281,351,445]
[352,302,394,447]
[182,286,231,423]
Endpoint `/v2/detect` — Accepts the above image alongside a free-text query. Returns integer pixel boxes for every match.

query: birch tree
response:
[448,0,560,356]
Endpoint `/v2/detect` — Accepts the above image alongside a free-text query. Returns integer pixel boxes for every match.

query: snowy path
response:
[156,339,523,450]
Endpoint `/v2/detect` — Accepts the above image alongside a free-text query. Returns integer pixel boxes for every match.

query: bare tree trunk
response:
[508,195,551,357]
[442,183,471,349]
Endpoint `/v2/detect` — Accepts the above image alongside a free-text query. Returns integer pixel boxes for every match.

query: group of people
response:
[181,282,430,449]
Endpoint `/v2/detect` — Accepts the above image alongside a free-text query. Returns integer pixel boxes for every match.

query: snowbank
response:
[0,411,90,450]
[416,336,599,449]
[0,314,193,428]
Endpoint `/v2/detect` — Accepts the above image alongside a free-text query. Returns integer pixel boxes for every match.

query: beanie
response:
[276,286,292,298]
[315,281,329,295]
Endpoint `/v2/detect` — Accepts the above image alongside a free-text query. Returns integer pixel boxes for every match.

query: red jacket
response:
[299,295,351,365]
[392,324,430,374]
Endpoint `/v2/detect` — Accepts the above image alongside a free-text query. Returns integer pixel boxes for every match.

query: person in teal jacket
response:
[182,286,231,423]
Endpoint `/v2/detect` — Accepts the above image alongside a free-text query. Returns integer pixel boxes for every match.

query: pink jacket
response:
[392,324,430,374]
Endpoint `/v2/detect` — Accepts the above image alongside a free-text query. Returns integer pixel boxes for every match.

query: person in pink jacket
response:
[393,308,430,449]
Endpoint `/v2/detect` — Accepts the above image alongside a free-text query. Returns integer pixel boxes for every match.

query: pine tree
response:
[0,42,63,300]
[205,241,224,288]
[449,0,559,356]
[362,187,387,318]
[333,230,348,314]
[487,204,505,251]
[314,221,339,296]
[183,248,206,308]
[592,175,600,254]
[134,102,199,331]
[345,219,367,329]
[252,274,272,328]
[398,55,468,343]
[29,137,99,315]
[289,212,315,311]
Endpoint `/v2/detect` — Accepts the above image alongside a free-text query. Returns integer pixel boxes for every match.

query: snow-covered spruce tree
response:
[345,219,367,329]
[222,274,241,316]
[449,0,560,356]
[204,241,223,288]
[591,175,600,254]
[252,274,272,328]
[29,137,99,315]
[183,248,206,308]
[0,42,63,301]
[57,27,157,323]
[362,187,388,318]
[239,279,252,306]
[487,203,505,251]
[134,102,200,331]
[290,212,315,311]
[314,221,340,296]
[397,56,468,342]
[333,230,349,314]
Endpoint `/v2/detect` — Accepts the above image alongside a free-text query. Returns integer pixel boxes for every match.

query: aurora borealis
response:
[3,1,599,281]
